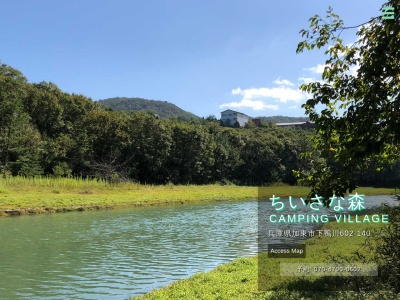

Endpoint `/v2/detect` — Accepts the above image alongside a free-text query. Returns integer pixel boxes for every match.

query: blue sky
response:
[0,0,384,118]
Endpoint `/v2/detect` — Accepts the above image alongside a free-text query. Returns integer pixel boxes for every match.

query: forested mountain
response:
[98,97,199,120]
[0,62,398,187]
[257,116,309,123]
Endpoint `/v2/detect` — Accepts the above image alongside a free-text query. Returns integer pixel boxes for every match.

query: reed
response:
[0,176,394,216]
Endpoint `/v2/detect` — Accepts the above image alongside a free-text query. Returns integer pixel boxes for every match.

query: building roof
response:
[220,109,251,118]
[276,122,307,126]
[276,121,315,126]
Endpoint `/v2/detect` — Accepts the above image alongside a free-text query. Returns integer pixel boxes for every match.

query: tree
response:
[244,120,257,129]
[166,124,215,184]
[236,133,284,185]
[296,2,400,199]
[128,112,172,183]
[205,115,218,122]
[211,128,243,183]
[26,82,65,138]
[0,64,44,176]
[84,110,134,180]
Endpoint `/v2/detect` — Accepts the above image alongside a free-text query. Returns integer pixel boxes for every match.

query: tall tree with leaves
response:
[128,112,172,183]
[296,1,400,198]
[0,64,44,175]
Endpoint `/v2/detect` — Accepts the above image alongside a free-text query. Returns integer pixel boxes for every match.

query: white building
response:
[220,109,250,127]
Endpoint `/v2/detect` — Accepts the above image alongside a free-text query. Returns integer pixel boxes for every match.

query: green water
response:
[0,200,258,299]
[0,195,394,300]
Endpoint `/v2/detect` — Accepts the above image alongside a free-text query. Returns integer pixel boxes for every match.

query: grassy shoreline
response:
[132,221,386,300]
[0,176,395,216]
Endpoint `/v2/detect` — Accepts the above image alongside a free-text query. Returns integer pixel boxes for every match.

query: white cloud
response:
[298,77,315,84]
[231,87,242,95]
[273,78,294,86]
[220,85,309,111]
[220,99,278,111]
[304,64,326,74]
[298,77,326,87]
[305,61,359,79]
[349,65,359,76]
[221,44,367,113]
[234,86,306,103]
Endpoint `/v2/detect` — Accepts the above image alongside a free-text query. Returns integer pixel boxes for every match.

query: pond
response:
[0,195,396,299]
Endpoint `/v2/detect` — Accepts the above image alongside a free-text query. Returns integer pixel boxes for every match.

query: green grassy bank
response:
[0,176,394,216]
[132,221,387,300]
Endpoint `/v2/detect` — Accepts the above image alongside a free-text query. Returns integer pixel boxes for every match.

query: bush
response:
[369,203,400,294]
[357,193,400,297]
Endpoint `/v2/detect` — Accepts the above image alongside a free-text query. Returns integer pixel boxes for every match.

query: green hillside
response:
[98,97,199,119]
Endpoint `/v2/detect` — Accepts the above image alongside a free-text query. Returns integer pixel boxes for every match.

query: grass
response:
[0,176,395,216]
[132,221,387,300]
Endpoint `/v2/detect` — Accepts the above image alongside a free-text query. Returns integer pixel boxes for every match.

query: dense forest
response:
[0,63,398,187]
[98,97,199,120]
